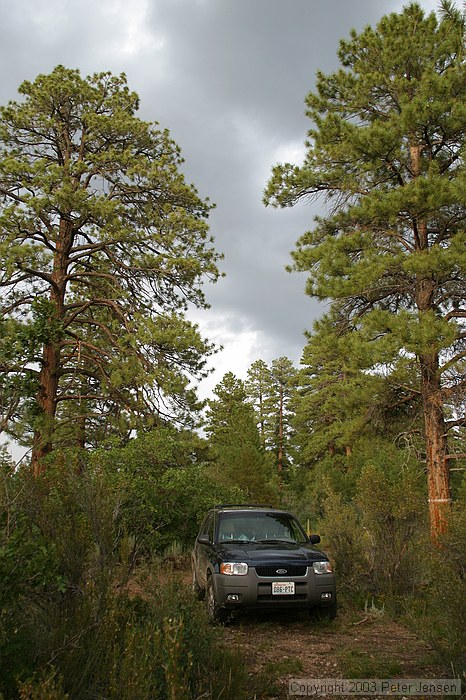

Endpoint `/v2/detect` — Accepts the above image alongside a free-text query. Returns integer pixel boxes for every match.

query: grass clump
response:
[337,648,402,678]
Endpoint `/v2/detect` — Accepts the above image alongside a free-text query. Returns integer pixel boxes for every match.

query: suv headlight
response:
[220,562,248,575]
[313,561,333,574]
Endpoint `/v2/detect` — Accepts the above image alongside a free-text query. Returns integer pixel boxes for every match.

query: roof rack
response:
[213,503,275,510]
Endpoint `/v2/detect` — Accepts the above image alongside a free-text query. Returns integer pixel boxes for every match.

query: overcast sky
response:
[0,0,441,398]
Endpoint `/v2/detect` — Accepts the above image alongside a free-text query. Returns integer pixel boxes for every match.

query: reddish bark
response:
[410,142,451,541]
[31,219,71,475]
[32,344,60,477]
[415,259,451,540]
[420,352,451,540]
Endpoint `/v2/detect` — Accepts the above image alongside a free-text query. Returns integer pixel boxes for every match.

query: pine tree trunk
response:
[410,142,451,540]
[277,385,283,485]
[419,351,451,540]
[32,343,60,476]
[31,219,70,475]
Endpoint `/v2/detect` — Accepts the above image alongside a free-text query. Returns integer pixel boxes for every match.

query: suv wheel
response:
[312,598,337,621]
[206,577,228,624]
[192,568,204,600]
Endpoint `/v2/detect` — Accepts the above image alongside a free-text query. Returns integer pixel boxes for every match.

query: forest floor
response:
[132,563,453,700]
[221,607,448,699]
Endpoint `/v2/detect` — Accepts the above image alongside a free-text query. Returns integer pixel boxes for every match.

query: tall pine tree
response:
[0,67,220,472]
[270,357,297,480]
[205,372,274,502]
[246,359,272,448]
[265,3,465,538]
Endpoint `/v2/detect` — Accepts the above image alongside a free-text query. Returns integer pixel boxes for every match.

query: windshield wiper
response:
[255,538,295,544]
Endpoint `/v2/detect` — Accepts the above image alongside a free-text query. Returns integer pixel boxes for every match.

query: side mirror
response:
[309,534,321,545]
[197,534,211,545]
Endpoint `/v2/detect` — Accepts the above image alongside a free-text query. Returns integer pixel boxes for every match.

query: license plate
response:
[272,581,295,595]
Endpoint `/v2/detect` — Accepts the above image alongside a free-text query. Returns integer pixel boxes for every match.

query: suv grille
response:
[255,565,307,577]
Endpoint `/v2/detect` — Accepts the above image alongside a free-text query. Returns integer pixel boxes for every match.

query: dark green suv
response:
[191,504,336,623]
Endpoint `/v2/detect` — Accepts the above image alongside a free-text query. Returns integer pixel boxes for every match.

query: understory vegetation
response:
[285,451,466,673]
[1,430,465,698]
[0,446,247,700]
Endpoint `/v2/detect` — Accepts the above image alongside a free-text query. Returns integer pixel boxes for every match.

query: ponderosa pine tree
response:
[269,357,297,479]
[205,373,274,502]
[294,312,372,462]
[245,358,297,481]
[245,359,272,447]
[0,66,220,474]
[265,3,465,538]
[294,308,424,464]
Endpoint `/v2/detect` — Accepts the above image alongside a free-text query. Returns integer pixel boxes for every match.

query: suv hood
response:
[218,541,327,563]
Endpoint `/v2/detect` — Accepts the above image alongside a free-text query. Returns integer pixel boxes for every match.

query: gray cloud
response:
[0,0,440,388]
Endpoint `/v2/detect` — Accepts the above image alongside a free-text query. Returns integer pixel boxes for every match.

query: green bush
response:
[303,455,465,668]
[106,578,246,700]
[7,580,246,700]
[17,668,69,699]
[87,428,245,555]
[0,455,248,699]
[402,504,466,671]
[316,484,367,591]
[356,462,426,599]
[306,458,426,602]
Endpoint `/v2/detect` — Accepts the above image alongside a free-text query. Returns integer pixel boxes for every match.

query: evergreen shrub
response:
[0,454,247,699]
[402,504,466,671]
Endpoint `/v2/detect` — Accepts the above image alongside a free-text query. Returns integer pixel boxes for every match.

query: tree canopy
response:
[0,66,221,471]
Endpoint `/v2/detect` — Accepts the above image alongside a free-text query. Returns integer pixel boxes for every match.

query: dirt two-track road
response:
[222,608,452,699]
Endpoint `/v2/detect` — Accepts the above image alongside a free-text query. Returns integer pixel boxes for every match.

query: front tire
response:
[192,568,204,600]
[312,598,337,621]
[206,577,228,624]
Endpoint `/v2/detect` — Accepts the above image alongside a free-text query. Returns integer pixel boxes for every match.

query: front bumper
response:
[212,566,336,610]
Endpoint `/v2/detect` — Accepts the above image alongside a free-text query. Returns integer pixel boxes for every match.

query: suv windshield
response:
[217,512,307,544]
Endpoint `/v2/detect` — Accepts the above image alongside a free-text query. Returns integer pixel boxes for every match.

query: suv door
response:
[194,512,214,589]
